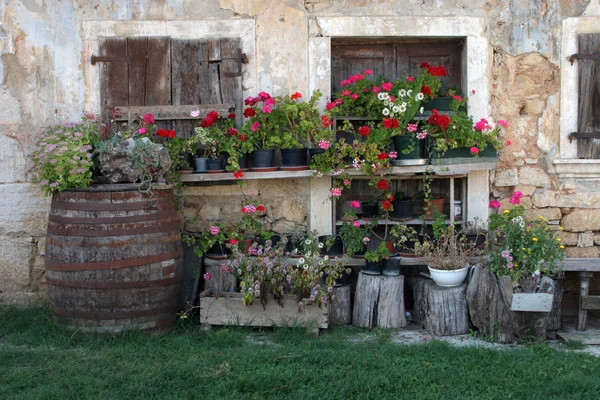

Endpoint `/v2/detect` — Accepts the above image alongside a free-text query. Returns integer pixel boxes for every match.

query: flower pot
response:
[428,265,469,287]
[423,198,445,220]
[281,148,308,167]
[464,232,487,250]
[391,197,413,220]
[397,239,418,257]
[194,157,208,173]
[361,201,379,220]
[206,158,224,172]
[240,239,254,254]
[251,149,275,169]
[206,242,230,260]
[318,235,344,256]
[238,152,249,171]
[286,236,306,256]
[363,260,383,275]
[478,146,498,158]
[393,135,426,160]
[382,259,400,277]
[385,240,396,255]
[255,234,281,248]
[308,148,325,164]
[423,96,453,111]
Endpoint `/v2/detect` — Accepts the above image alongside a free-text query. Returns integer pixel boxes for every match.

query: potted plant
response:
[185,223,233,260]
[363,240,390,275]
[243,92,282,170]
[414,217,477,287]
[461,217,488,251]
[390,191,413,221]
[318,234,344,257]
[338,220,371,257]
[390,224,420,257]
[190,111,236,172]
[326,69,384,119]
[232,193,266,253]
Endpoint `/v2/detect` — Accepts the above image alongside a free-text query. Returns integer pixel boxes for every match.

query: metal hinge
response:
[568,53,600,65]
[569,132,600,142]
[90,55,129,66]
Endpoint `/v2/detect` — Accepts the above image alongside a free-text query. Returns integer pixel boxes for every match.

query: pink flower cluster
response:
[489,200,501,209]
[318,140,330,150]
[350,200,361,208]
[470,147,479,155]
[353,221,361,227]
[416,131,427,140]
[389,152,398,159]
[474,118,492,132]
[330,188,342,197]
[510,191,523,205]
[497,120,508,128]
[407,124,418,132]
[209,226,220,235]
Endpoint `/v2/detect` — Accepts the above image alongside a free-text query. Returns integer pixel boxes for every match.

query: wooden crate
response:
[199,291,329,329]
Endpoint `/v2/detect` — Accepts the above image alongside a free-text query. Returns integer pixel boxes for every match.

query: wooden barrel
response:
[45,184,183,332]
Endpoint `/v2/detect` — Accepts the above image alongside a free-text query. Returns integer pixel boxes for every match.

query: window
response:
[574,33,600,159]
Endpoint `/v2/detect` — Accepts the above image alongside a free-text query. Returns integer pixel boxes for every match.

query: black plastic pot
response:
[464,232,487,250]
[238,152,249,170]
[382,258,400,276]
[206,158,224,171]
[361,201,379,219]
[393,135,426,160]
[281,148,308,167]
[286,236,306,255]
[255,234,281,248]
[391,197,413,220]
[363,260,383,275]
[251,149,275,168]
[342,155,354,166]
[205,242,230,259]
[308,148,325,164]
[318,235,344,256]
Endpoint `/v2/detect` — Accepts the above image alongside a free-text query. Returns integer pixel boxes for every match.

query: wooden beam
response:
[560,258,600,272]
[112,104,235,121]
[581,295,600,310]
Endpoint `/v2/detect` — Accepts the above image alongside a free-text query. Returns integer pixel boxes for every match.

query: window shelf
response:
[203,255,429,267]
[335,218,462,226]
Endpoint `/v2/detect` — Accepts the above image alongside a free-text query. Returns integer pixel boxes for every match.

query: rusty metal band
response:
[48,209,179,225]
[46,220,182,237]
[46,276,180,289]
[44,231,182,248]
[51,304,177,320]
[45,248,183,271]
[51,198,173,212]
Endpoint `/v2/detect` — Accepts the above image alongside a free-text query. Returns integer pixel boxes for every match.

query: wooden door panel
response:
[332,45,395,93]
[577,33,600,159]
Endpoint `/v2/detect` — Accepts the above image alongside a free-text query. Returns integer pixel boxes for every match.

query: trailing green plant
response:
[28,112,101,196]
[338,221,371,257]
[128,139,171,194]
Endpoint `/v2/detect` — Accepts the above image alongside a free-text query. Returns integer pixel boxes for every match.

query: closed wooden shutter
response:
[99,37,243,137]
[576,33,600,159]
[331,39,463,94]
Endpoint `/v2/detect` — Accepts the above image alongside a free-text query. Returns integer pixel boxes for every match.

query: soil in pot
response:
[251,149,275,169]
[391,197,413,220]
[318,235,344,256]
[281,148,308,167]
[423,198,445,220]
[363,260,383,275]
[361,201,379,220]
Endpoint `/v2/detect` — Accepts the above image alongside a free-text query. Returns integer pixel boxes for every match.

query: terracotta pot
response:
[423,198,445,220]
[240,239,253,254]
[385,241,396,255]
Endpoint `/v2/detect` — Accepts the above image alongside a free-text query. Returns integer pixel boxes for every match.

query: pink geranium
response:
[353,221,361,228]
[470,147,479,155]
[407,124,418,132]
[497,119,508,128]
[350,200,361,208]
[262,106,272,114]
[506,140,512,146]
[372,86,381,93]
[330,188,342,197]
[489,200,501,209]
[318,140,330,150]
[351,94,359,100]
[143,113,155,124]
[251,122,260,131]
[381,82,393,92]
[209,226,220,235]
[510,191,523,205]
[407,76,415,82]
[363,69,373,75]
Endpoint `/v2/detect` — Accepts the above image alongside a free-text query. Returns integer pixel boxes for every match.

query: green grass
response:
[1,305,600,400]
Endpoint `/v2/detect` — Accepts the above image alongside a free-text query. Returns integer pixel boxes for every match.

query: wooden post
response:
[577,272,594,331]
[329,284,352,325]
[353,273,407,329]
[548,273,564,331]
[412,277,469,336]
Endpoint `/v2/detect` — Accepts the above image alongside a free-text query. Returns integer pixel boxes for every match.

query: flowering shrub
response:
[326,69,384,118]
[488,192,564,284]
[184,223,232,258]
[28,113,101,196]
[231,192,266,240]
[338,221,371,256]
[190,110,238,159]
[242,92,285,149]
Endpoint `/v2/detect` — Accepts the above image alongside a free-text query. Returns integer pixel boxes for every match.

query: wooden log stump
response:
[411,278,469,336]
[548,273,564,331]
[204,261,237,293]
[330,284,352,325]
[353,273,407,329]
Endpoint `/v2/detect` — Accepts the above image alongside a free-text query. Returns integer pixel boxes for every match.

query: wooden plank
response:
[557,329,600,345]
[127,37,148,106]
[208,63,222,104]
[207,38,221,62]
[113,104,234,121]
[99,38,128,121]
[560,258,600,272]
[145,37,171,106]
[581,295,600,310]
[510,293,553,312]
[200,293,328,329]
[576,33,600,159]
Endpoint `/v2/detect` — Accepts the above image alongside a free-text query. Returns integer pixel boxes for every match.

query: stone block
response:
[524,98,546,115]
[561,209,600,232]
[494,169,518,187]
[560,231,579,246]
[518,166,551,188]
[594,233,600,246]
[0,184,50,236]
[523,207,562,221]
[0,86,21,123]
[564,246,599,258]
[578,232,595,248]
[198,204,221,221]
[532,189,557,207]
[515,185,536,196]
[0,236,36,292]
[0,135,26,183]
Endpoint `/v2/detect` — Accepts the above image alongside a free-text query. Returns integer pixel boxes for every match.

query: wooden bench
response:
[561,258,600,331]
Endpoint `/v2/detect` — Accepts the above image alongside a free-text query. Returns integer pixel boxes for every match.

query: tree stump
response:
[548,273,564,331]
[353,273,407,329]
[411,278,469,336]
[204,261,237,293]
[330,284,352,325]
[466,265,557,343]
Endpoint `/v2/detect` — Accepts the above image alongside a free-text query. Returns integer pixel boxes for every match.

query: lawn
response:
[1,305,599,400]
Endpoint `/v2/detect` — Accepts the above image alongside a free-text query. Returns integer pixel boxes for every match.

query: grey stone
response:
[99,138,171,184]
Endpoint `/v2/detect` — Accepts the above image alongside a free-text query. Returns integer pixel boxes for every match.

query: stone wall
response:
[1,0,600,307]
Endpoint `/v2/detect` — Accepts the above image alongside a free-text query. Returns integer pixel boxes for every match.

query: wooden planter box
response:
[199,291,329,329]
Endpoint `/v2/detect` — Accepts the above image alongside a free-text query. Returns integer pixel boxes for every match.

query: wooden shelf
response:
[203,255,428,267]
[335,218,462,226]
[180,162,496,183]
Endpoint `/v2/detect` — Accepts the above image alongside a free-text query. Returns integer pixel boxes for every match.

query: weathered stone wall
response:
[1,0,599,306]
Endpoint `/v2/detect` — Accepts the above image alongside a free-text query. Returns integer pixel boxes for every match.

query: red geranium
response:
[228,113,236,119]
[237,134,248,141]
[427,110,450,130]
[380,200,391,211]
[427,65,447,77]
[201,117,215,128]
[233,171,243,179]
[207,111,219,120]
[377,152,388,160]
[290,92,302,100]
[321,115,333,127]
[243,108,256,118]
[421,86,432,95]
[382,118,399,129]
[358,126,371,137]
[167,129,175,139]
[256,205,266,212]
[229,239,238,245]
[227,127,238,136]
[376,179,389,191]
[420,61,430,68]
[156,128,168,137]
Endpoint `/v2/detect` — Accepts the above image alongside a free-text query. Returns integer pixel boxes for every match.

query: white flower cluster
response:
[511,215,525,229]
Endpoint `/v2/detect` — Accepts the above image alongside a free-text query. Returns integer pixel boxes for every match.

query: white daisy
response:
[407,90,413,97]
[392,106,400,113]
[377,92,386,101]
[318,242,324,248]
[398,89,406,97]
[298,258,305,264]
[384,101,389,107]
[305,251,312,257]
[382,108,390,116]
[304,239,312,245]
[401,102,407,107]
[399,104,407,113]
[324,255,329,261]
[416,92,424,101]
[419,106,424,114]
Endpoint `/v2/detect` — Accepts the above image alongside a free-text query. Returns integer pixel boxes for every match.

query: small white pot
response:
[428,265,470,287]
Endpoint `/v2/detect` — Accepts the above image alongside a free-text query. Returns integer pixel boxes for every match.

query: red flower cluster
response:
[321,115,333,127]
[290,92,302,100]
[228,113,236,119]
[229,239,238,245]
[156,128,176,139]
[380,200,392,211]
[245,92,271,107]
[427,65,447,77]
[243,108,256,118]
[376,179,389,191]
[420,62,430,68]
[201,111,220,128]
[237,134,248,141]
[377,152,388,160]
[256,205,266,212]
[421,86,432,95]
[227,127,238,136]
[340,72,366,87]
[382,118,399,129]
[427,109,451,130]
[233,171,243,179]
[143,113,155,124]
[358,126,371,137]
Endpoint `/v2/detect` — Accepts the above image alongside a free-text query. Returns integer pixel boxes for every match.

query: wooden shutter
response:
[332,44,395,93]
[99,37,242,137]
[576,33,600,159]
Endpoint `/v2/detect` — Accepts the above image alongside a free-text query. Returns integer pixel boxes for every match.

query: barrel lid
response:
[67,183,172,192]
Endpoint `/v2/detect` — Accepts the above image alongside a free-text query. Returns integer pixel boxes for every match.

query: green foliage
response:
[338,222,370,256]
[390,224,419,252]
[128,139,170,194]
[488,204,564,283]
[364,240,390,263]
[28,114,101,196]
[185,224,231,259]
